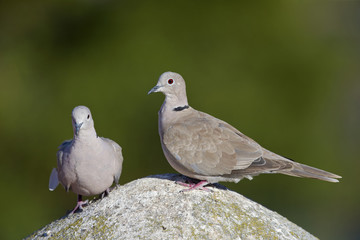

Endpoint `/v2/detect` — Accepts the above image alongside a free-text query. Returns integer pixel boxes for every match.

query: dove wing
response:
[163,111,263,176]
[101,137,123,184]
[48,168,59,191]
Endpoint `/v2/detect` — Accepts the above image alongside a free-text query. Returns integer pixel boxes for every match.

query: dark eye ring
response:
[168,79,174,85]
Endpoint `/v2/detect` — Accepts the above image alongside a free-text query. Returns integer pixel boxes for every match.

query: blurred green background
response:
[0,1,359,239]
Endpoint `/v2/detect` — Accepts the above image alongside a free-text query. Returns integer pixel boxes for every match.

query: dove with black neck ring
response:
[148,71,341,192]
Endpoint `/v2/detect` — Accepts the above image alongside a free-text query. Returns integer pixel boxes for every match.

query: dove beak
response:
[148,85,161,95]
[75,122,83,135]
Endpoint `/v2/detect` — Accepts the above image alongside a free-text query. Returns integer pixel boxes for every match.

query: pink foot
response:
[70,195,88,214]
[176,180,212,192]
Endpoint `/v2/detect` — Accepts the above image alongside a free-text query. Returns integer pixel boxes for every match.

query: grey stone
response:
[26,174,317,240]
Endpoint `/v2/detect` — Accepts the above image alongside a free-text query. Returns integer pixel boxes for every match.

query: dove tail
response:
[281,162,342,183]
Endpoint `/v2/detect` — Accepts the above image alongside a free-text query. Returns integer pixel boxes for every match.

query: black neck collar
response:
[173,105,189,112]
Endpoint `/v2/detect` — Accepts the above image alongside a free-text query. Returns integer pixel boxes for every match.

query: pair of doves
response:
[49,71,341,213]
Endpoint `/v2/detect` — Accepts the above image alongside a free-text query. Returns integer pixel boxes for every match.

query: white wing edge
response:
[49,168,59,191]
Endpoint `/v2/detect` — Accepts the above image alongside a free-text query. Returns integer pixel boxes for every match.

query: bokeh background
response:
[0,1,359,239]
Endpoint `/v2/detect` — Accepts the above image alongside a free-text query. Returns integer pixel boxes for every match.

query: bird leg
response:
[177,179,212,192]
[99,188,110,199]
[70,195,88,214]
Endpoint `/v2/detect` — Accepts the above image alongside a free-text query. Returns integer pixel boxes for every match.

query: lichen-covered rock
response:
[26,174,317,239]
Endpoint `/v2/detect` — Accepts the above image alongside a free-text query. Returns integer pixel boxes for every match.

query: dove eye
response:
[167,79,174,85]
[87,114,90,119]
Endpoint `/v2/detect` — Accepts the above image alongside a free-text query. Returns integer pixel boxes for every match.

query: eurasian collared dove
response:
[49,106,123,213]
[148,72,341,191]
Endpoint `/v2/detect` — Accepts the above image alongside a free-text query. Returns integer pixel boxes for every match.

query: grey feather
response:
[49,106,124,198]
[49,168,59,191]
[149,72,341,184]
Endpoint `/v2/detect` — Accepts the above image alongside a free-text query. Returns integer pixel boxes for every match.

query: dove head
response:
[148,72,189,107]
[71,106,96,137]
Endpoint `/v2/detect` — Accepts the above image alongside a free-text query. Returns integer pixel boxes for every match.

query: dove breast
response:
[57,136,121,196]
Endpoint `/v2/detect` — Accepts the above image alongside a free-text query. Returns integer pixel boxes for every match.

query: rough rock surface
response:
[26,174,317,239]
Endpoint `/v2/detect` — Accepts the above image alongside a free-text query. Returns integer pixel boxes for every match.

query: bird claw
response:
[99,188,110,199]
[176,180,213,192]
[175,181,192,188]
[70,199,88,214]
